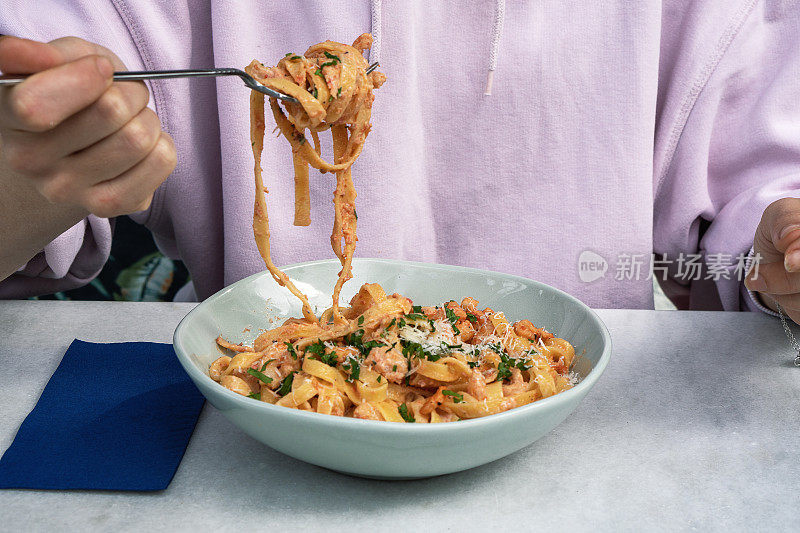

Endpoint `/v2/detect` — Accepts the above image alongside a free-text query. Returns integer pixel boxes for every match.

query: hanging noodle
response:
[245,34,386,323]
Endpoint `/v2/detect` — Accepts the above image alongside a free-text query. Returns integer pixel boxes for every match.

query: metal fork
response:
[0,63,380,104]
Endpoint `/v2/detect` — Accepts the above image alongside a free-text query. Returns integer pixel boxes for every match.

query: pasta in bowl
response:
[173,259,612,478]
[210,283,578,422]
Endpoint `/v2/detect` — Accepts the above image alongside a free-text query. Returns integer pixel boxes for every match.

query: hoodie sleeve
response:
[654,1,800,311]
[0,1,147,298]
[0,217,113,299]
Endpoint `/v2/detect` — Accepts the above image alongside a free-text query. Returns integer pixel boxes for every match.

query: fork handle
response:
[0,67,297,102]
[0,64,378,85]
[113,68,248,82]
[0,68,245,86]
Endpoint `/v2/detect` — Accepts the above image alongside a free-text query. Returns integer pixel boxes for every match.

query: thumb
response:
[783,234,800,273]
[754,198,800,271]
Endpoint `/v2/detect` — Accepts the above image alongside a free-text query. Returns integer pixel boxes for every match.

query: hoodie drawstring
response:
[485,0,506,95]
[370,0,504,96]
[369,0,382,64]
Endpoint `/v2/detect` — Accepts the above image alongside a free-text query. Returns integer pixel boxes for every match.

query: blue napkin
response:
[0,340,205,491]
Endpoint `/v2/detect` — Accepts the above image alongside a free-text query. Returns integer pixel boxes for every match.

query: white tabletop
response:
[0,301,798,532]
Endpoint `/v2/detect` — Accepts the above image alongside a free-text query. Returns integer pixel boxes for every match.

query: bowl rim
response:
[173,257,612,433]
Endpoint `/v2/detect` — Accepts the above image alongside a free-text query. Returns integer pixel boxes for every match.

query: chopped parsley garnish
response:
[401,340,426,360]
[277,372,296,396]
[247,368,273,385]
[312,88,318,99]
[260,358,276,372]
[284,52,292,57]
[345,329,364,345]
[487,342,504,354]
[247,392,261,400]
[496,353,531,381]
[353,209,358,220]
[387,318,396,329]
[445,306,461,335]
[466,312,478,323]
[358,315,364,325]
[362,340,385,352]
[398,318,407,328]
[376,375,382,382]
[497,361,511,380]
[442,390,464,403]
[328,95,334,102]
[404,313,427,321]
[337,87,342,96]
[398,403,415,422]
[305,340,325,357]
[285,342,298,360]
[411,305,423,313]
[345,329,385,356]
[290,55,301,60]
[320,352,339,366]
[497,358,512,381]
[342,356,361,382]
[400,340,445,362]
[324,51,341,62]
[305,340,337,366]
[314,68,323,77]
[467,360,480,369]
[392,364,398,372]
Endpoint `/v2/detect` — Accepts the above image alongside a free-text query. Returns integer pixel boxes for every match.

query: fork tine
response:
[248,81,299,103]
[235,70,299,103]
[246,62,379,102]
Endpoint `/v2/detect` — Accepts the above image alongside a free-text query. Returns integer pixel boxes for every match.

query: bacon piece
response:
[513,320,555,342]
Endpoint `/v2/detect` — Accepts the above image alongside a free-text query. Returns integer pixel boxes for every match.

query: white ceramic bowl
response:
[173,259,612,479]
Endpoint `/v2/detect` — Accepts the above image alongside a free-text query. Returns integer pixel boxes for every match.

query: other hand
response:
[746,198,800,323]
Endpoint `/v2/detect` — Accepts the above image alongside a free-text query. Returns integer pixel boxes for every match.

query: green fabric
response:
[29,217,189,302]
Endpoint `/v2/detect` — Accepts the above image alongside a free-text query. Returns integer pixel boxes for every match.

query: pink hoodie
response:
[2,1,799,311]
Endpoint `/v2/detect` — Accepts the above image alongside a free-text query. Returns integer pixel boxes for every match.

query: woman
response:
[1,1,799,320]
